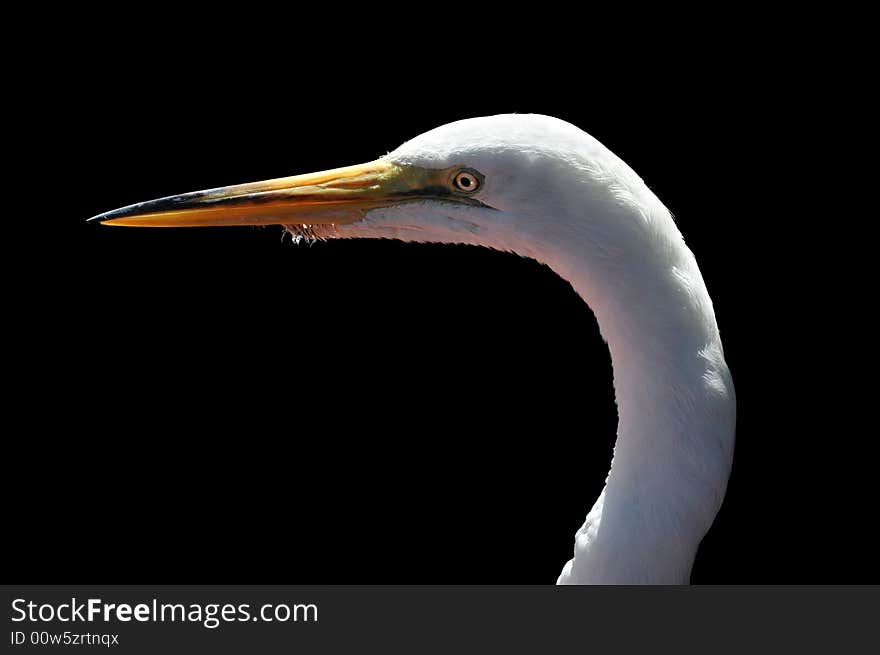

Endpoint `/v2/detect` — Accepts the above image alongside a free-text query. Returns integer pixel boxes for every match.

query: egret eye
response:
[453,170,481,193]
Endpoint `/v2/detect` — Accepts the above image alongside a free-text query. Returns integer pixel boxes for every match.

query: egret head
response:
[91,114,645,261]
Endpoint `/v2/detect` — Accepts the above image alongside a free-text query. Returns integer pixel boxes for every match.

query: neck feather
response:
[522,206,736,584]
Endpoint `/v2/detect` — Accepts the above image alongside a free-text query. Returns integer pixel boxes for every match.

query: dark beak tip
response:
[87,206,125,224]
[87,202,142,225]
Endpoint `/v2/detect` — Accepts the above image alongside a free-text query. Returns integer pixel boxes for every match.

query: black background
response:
[6,14,870,583]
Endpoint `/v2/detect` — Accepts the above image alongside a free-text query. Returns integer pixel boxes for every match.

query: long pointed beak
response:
[89,160,412,228]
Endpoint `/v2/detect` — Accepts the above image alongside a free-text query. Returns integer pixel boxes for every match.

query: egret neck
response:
[523,208,736,584]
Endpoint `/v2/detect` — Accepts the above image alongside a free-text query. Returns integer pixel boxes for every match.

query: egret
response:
[91,114,735,584]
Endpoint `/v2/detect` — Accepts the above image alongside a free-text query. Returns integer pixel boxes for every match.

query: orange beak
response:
[89,160,408,228]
